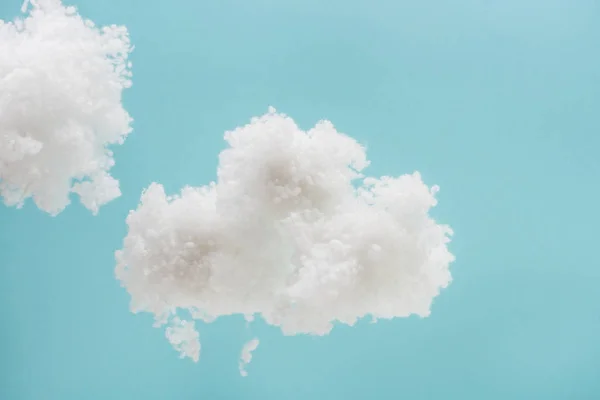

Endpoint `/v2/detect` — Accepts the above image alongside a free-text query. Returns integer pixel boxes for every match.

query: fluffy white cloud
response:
[0,0,133,215]
[165,317,200,362]
[116,108,454,369]
[239,338,259,377]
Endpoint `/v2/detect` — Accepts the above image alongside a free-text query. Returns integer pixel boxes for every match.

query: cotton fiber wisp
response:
[239,339,259,377]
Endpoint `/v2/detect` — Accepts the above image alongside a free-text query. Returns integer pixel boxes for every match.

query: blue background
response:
[1,0,600,398]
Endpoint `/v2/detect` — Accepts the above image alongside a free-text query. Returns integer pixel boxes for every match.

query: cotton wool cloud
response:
[0,0,133,215]
[239,339,259,377]
[116,108,455,371]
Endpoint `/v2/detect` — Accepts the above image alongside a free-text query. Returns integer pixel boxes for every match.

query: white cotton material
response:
[165,317,200,362]
[239,338,259,377]
[0,0,133,215]
[116,108,454,364]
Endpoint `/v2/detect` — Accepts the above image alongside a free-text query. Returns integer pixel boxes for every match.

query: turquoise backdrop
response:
[1,0,599,398]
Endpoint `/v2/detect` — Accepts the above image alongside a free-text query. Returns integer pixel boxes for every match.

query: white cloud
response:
[115,108,454,366]
[239,338,259,377]
[165,317,200,362]
[0,0,133,215]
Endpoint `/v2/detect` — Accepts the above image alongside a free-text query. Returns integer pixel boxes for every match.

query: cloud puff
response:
[239,338,259,377]
[116,108,454,370]
[165,317,200,362]
[0,0,133,215]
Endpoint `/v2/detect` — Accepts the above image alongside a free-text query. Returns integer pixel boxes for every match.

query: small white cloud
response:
[165,317,200,363]
[239,338,259,377]
[0,0,133,215]
[116,108,454,367]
